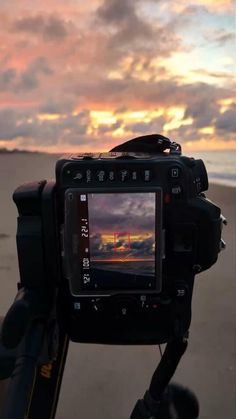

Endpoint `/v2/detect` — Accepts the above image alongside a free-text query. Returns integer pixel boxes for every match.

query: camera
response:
[13,136,224,346]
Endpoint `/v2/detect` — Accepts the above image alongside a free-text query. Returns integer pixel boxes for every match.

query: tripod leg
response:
[149,337,188,400]
[130,337,188,419]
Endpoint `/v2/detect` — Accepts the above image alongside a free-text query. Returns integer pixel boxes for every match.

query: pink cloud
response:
[0,0,235,151]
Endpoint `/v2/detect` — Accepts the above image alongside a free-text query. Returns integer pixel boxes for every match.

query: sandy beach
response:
[0,153,235,419]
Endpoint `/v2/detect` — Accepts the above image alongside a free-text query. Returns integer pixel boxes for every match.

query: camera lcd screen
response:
[65,189,162,294]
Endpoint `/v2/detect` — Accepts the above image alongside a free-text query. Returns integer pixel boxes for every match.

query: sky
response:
[88,193,155,261]
[0,0,235,153]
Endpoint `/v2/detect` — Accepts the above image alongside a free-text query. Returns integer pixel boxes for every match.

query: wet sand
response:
[0,154,235,418]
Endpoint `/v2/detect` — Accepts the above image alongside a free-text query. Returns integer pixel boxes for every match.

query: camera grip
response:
[0,288,51,349]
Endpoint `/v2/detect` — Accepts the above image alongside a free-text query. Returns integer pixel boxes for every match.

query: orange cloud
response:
[0,1,235,152]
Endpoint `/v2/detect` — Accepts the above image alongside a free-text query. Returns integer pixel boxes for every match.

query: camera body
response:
[52,150,222,344]
[12,142,223,346]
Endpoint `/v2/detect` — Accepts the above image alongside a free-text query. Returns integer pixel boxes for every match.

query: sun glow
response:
[199,127,215,135]
[101,233,150,245]
[89,109,166,135]
[90,111,117,127]
[163,107,193,131]
[218,98,236,113]
[37,113,62,121]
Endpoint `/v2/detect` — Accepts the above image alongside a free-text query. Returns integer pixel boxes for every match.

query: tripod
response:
[0,289,199,419]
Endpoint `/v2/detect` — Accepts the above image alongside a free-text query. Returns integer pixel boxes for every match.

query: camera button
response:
[91,299,104,313]
[169,166,181,179]
[171,184,182,197]
[149,297,161,310]
[73,171,84,182]
[73,299,89,312]
[119,169,130,182]
[142,169,152,182]
[108,170,116,181]
[110,296,137,317]
[96,170,107,182]
[175,283,188,301]
[131,170,138,181]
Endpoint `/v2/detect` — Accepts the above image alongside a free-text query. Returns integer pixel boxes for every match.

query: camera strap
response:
[110,134,182,154]
[25,326,69,419]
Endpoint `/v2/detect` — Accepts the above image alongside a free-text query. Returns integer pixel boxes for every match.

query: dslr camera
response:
[13,135,224,345]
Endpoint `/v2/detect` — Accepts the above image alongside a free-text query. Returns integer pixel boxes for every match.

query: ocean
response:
[190,149,236,188]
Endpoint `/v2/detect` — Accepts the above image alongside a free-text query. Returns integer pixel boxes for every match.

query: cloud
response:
[215,105,236,133]
[0,1,235,150]
[0,109,33,140]
[204,29,235,46]
[67,74,231,115]
[0,108,91,145]
[88,193,156,233]
[96,0,182,59]
[130,236,154,256]
[192,69,234,81]
[0,69,233,150]
[88,192,156,258]
[0,58,53,93]
[12,14,69,41]
[97,0,153,47]
[125,116,166,135]
[39,97,77,114]
[96,121,122,134]
[184,97,219,129]
[0,68,16,91]
[0,77,233,148]
[16,57,53,91]
[97,0,136,24]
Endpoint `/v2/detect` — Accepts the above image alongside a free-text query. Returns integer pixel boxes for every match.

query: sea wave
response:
[191,150,236,188]
[208,172,236,187]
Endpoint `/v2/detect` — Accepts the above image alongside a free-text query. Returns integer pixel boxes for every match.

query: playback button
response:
[169,166,182,179]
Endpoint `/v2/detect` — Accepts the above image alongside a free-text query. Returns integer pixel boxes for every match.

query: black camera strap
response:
[26,326,69,419]
[110,134,182,154]
[0,316,69,419]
